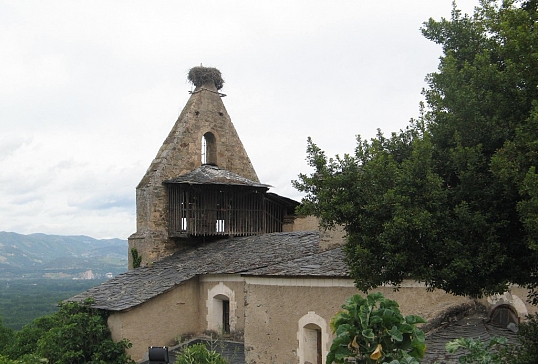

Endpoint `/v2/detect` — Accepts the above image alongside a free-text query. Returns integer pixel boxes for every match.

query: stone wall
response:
[291,215,347,250]
[106,274,538,363]
[199,275,246,336]
[243,277,472,364]
[128,82,259,267]
[108,277,202,362]
[106,275,249,362]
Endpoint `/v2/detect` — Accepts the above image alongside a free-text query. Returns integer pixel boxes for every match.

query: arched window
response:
[206,282,236,334]
[201,132,217,165]
[490,304,519,328]
[201,136,206,164]
[208,293,230,334]
[298,312,329,364]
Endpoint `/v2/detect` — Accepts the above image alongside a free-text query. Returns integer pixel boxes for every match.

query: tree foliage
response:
[35,299,134,364]
[0,319,13,357]
[0,299,134,364]
[508,313,538,363]
[4,316,55,360]
[294,0,538,300]
[0,354,47,364]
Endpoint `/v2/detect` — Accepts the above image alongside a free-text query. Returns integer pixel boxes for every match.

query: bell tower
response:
[128,67,261,267]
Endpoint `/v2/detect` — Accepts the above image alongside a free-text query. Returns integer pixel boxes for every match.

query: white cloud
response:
[0,0,479,238]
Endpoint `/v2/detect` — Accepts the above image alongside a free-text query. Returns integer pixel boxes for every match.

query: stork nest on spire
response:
[187,66,224,90]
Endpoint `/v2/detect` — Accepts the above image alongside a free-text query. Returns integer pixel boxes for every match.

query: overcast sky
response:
[0,0,479,239]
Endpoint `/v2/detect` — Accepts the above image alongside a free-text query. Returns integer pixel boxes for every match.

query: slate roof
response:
[245,247,348,277]
[70,231,348,311]
[422,313,518,364]
[72,229,521,363]
[164,164,270,188]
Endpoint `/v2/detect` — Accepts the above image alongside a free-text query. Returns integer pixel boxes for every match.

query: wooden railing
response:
[168,185,284,237]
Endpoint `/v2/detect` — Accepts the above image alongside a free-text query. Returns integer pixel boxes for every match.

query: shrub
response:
[327,292,426,364]
[446,313,538,364]
[508,313,538,364]
[175,343,227,364]
[0,354,47,364]
[36,298,134,364]
[4,315,55,360]
[0,318,14,356]
[445,337,508,364]
[131,248,142,268]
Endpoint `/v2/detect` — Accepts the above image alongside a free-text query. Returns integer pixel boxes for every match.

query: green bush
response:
[445,337,508,364]
[0,354,47,364]
[131,248,142,268]
[0,319,14,355]
[508,313,538,364]
[0,298,134,364]
[175,343,228,364]
[445,313,538,364]
[36,299,134,364]
[5,315,55,360]
[327,292,426,364]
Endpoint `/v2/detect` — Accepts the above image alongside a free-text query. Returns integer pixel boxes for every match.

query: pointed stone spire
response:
[129,67,259,266]
[138,66,258,188]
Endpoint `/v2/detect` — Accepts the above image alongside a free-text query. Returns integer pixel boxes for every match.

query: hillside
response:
[0,232,128,279]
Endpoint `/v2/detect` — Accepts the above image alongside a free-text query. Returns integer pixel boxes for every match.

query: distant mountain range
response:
[0,232,128,279]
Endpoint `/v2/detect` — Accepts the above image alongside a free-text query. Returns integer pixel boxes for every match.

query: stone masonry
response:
[128,80,259,267]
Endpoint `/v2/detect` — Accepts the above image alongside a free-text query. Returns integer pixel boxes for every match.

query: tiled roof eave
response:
[167,181,269,188]
[163,165,271,188]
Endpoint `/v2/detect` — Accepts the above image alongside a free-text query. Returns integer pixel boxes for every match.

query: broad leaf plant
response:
[327,293,426,364]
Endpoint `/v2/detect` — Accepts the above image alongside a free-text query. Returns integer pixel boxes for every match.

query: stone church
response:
[71,67,535,364]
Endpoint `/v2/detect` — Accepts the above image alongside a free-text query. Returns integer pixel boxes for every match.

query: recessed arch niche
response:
[201,132,217,165]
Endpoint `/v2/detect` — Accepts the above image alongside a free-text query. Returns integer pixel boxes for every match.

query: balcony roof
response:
[164,165,270,188]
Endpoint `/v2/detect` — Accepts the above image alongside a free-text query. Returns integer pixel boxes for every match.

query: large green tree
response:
[35,299,134,364]
[0,299,134,364]
[0,319,14,357]
[294,0,538,301]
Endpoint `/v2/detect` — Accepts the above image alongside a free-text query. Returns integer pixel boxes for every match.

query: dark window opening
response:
[222,300,230,334]
[490,305,519,328]
[316,329,322,364]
